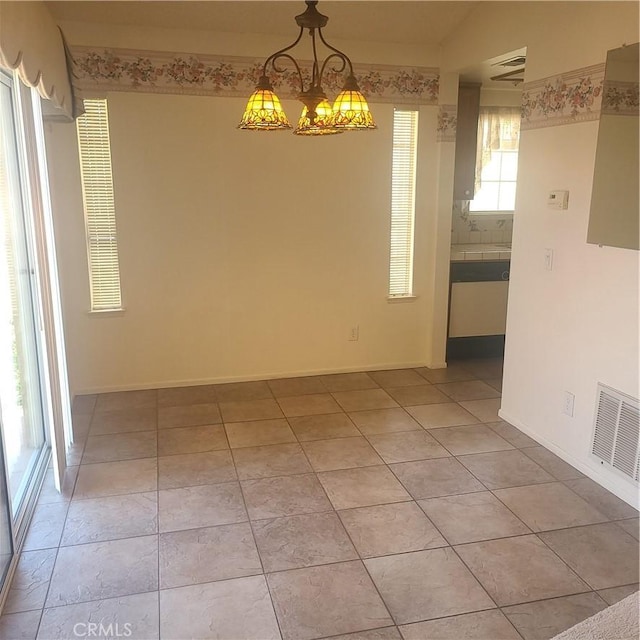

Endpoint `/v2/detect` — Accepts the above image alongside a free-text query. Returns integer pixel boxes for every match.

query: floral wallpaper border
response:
[601,79,639,116]
[521,63,605,130]
[436,105,457,142]
[70,46,440,105]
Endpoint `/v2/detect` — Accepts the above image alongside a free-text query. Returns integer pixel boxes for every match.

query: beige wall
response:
[46,93,441,394]
[442,1,639,506]
[479,88,521,108]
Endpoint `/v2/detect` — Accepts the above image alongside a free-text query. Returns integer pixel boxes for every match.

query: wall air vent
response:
[591,383,639,483]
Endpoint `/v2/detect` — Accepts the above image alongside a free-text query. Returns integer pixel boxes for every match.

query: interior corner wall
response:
[441,2,640,506]
[45,93,439,395]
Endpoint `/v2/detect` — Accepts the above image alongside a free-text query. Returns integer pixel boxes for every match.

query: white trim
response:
[387,295,418,303]
[86,309,125,317]
[20,87,72,490]
[498,408,640,509]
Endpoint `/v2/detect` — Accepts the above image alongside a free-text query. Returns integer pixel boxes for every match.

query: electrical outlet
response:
[563,391,575,417]
[349,325,359,341]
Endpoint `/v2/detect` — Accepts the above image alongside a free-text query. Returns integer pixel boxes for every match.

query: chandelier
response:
[238,0,376,136]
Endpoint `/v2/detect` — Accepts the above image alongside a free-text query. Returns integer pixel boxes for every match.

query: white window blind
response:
[389,109,418,297]
[76,99,122,311]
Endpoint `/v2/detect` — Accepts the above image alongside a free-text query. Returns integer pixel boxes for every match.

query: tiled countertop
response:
[451,243,512,262]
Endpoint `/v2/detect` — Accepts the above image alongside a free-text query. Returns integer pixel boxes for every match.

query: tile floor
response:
[1,359,638,640]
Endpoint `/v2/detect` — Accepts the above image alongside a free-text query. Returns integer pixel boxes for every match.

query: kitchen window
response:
[389,108,418,298]
[76,98,122,311]
[469,107,520,213]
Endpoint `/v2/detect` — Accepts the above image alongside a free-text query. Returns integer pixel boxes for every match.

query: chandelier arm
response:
[319,53,348,84]
[310,28,321,87]
[317,28,354,77]
[269,53,305,93]
[262,26,305,77]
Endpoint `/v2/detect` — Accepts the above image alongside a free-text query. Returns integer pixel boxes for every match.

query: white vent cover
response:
[591,384,639,483]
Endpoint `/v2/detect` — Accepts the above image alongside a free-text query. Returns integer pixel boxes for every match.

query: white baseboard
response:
[73,360,433,397]
[499,409,640,510]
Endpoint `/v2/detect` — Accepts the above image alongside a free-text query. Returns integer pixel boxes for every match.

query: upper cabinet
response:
[587,43,639,251]
[453,82,481,200]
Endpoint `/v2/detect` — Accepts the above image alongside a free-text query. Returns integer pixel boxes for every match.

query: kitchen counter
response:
[451,243,512,262]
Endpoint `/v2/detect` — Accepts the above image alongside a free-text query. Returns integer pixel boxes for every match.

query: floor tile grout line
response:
[528,528,627,593]
[155,393,161,639]
[398,605,513,638]
[334,541,396,632]
[488,482,613,529]
[53,477,632,551]
[318,624,400,640]
[69,397,97,480]
[27,587,161,615]
[28,568,639,617]
[498,588,612,613]
[42,510,603,559]
[385,451,492,503]
[69,486,161,503]
[233,447,287,640]
[517,444,586,482]
[30,527,63,635]
[556,478,624,520]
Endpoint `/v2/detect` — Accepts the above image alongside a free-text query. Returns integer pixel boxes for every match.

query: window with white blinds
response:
[389,109,418,298]
[76,98,122,311]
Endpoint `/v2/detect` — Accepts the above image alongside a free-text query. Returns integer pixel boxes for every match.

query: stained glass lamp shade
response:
[238,77,291,130]
[294,99,343,136]
[332,75,376,131]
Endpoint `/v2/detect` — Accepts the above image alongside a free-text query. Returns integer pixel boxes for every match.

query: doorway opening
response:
[447,47,526,378]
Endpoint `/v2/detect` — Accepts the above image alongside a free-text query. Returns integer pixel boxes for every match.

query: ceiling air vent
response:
[591,384,639,483]
[497,56,527,67]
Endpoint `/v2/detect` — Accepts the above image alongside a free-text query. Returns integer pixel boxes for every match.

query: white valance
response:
[0,1,77,119]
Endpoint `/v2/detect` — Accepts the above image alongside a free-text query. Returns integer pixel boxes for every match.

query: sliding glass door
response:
[0,72,48,531]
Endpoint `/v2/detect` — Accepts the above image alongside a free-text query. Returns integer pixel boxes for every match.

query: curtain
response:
[0,1,80,120]
[475,107,521,192]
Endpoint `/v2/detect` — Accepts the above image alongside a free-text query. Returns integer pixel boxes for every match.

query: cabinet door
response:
[453,83,481,200]
[449,281,509,338]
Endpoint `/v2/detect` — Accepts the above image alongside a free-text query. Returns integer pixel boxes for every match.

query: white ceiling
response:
[46,1,479,46]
